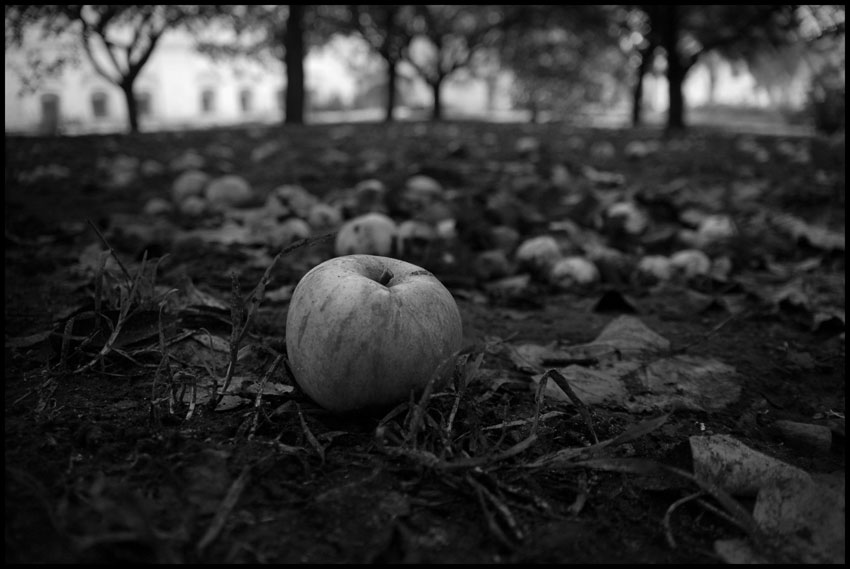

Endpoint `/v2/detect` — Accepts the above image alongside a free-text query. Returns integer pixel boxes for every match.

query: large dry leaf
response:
[534,356,740,412]
[589,315,670,355]
[511,316,670,369]
[690,434,810,497]
[703,434,845,563]
[516,316,740,412]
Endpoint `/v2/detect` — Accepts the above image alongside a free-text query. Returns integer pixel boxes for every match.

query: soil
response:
[4,119,845,564]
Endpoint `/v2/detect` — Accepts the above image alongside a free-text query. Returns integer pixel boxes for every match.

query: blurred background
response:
[4,5,845,137]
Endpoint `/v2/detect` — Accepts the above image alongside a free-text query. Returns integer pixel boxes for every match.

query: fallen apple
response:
[334,212,397,256]
[285,254,463,412]
[549,256,600,289]
[670,248,712,279]
[205,174,255,210]
[171,169,210,203]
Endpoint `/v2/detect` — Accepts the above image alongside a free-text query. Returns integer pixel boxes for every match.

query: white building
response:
[4,28,365,135]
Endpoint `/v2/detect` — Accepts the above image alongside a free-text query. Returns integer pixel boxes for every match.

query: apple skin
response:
[285,255,463,412]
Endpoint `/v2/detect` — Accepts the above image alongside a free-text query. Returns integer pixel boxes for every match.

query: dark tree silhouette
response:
[628,5,802,130]
[345,5,417,122]
[497,6,620,124]
[196,5,346,125]
[284,5,305,124]
[403,5,509,121]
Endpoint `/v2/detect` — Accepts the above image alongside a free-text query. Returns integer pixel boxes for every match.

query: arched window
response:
[201,88,216,114]
[40,93,61,134]
[239,88,253,113]
[136,91,152,117]
[91,91,109,118]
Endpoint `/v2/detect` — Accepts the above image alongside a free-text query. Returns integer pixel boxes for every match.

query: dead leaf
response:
[567,315,670,360]
[264,284,294,303]
[534,355,740,412]
[5,330,52,349]
[714,472,845,563]
[689,434,811,497]
[190,332,231,353]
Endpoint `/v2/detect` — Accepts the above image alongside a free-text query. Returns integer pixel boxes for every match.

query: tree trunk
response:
[284,4,305,125]
[431,80,442,121]
[121,80,140,133]
[384,59,397,123]
[706,52,719,105]
[660,6,686,131]
[631,44,655,127]
[484,73,498,112]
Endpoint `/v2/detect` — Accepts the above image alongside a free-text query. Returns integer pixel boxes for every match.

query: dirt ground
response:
[4,119,845,563]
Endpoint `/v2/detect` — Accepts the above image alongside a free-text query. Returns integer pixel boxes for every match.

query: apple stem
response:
[378,268,394,286]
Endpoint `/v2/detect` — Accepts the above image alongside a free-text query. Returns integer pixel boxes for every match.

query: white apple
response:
[549,256,600,289]
[515,136,540,157]
[601,201,649,236]
[490,225,521,253]
[177,194,208,217]
[273,184,319,218]
[396,219,437,258]
[205,174,255,210]
[696,214,737,245]
[143,197,174,216]
[670,249,712,279]
[334,212,398,256]
[473,249,513,281]
[171,169,210,203]
[260,217,311,248]
[285,254,464,412]
[399,175,443,215]
[515,235,561,272]
[307,202,343,230]
[636,255,674,282]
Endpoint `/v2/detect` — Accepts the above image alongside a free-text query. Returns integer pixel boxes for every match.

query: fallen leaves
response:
[692,435,845,564]
[509,316,741,413]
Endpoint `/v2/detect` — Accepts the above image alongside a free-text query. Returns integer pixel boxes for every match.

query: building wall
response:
[4,29,359,135]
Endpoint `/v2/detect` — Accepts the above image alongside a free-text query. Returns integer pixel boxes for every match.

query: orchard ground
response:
[4,116,844,563]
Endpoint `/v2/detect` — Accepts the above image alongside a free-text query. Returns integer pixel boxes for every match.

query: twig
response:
[73,254,148,374]
[672,310,749,355]
[186,379,198,420]
[86,218,133,282]
[211,273,243,410]
[150,296,177,427]
[466,473,523,547]
[531,370,550,435]
[196,465,251,554]
[663,491,704,549]
[297,403,325,462]
[404,351,458,446]
[482,410,568,432]
[248,354,284,439]
[93,248,107,325]
[543,369,599,443]
[445,352,480,442]
[60,316,75,372]
[207,228,321,412]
